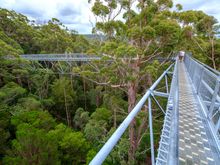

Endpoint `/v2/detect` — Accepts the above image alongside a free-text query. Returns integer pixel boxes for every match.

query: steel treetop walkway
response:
[89,54,220,165]
[15,53,220,164]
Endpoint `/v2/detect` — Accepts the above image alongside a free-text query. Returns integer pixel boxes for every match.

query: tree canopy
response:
[0,1,219,164]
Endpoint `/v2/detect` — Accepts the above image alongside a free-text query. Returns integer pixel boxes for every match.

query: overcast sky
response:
[0,0,219,34]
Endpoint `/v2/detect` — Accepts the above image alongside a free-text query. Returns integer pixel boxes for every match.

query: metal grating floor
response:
[178,62,220,165]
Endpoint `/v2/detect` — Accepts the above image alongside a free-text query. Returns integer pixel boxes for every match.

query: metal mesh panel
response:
[202,70,217,90]
[184,54,220,149]
[212,107,220,125]
[199,82,213,102]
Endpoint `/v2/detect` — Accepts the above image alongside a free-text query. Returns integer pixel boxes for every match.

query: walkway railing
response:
[156,59,179,164]
[184,54,220,150]
[20,54,101,61]
[89,63,175,165]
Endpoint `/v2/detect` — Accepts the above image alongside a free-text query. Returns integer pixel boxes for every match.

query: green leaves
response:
[127,26,142,40]
[154,19,180,36]
[73,108,90,130]
[4,110,60,165]
[48,123,90,164]
[0,82,26,104]
[0,107,11,155]
[11,110,56,131]
[4,123,60,165]
[157,0,173,8]
[51,77,75,105]
[59,131,89,164]
[196,15,218,34]
[84,108,111,144]
[142,26,156,40]
[115,44,138,58]
[92,0,110,16]
[91,108,111,121]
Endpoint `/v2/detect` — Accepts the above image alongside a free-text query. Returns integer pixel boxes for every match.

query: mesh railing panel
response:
[184,54,220,145]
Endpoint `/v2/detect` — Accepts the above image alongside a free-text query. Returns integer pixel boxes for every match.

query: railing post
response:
[208,77,220,119]
[165,74,169,94]
[148,97,155,165]
[192,62,198,83]
[215,107,220,133]
[196,66,204,95]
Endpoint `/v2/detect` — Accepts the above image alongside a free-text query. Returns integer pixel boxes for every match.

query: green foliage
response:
[91,108,111,121]
[11,110,56,131]
[17,97,42,111]
[73,108,90,130]
[59,131,89,164]
[84,108,111,144]
[92,1,110,16]
[48,123,90,164]
[0,106,11,155]
[51,77,75,105]
[0,82,26,104]
[175,4,182,11]
[0,39,19,56]
[0,2,220,165]
[3,123,60,165]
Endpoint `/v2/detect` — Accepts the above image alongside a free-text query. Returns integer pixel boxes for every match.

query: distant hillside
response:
[83,34,106,41]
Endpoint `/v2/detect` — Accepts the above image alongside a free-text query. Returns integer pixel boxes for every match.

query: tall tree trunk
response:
[208,34,216,69]
[83,77,87,110]
[63,87,72,127]
[128,82,137,163]
[127,61,140,163]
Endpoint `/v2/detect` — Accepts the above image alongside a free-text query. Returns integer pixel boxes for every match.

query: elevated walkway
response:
[178,62,220,164]
[6,52,219,164]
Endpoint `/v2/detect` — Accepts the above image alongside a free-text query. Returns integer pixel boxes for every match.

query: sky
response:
[0,0,219,34]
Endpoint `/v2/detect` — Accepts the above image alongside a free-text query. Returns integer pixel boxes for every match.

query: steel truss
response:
[89,62,176,165]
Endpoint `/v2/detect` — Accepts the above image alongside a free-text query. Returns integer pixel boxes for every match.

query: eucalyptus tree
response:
[51,77,76,127]
[176,9,220,69]
[75,0,182,161]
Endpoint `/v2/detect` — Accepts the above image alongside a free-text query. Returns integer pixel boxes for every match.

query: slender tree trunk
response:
[83,77,87,110]
[113,106,117,128]
[63,87,72,127]
[210,37,216,69]
[146,73,153,86]
[16,74,22,86]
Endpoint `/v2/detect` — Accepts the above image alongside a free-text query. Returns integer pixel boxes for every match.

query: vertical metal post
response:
[215,107,220,133]
[197,67,204,95]
[192,62,198,83]
[165,74,169,93]
[148,97,155,165]
[208,79,220,119]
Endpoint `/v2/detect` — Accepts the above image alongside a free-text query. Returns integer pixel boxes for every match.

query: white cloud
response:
[0,0,219,33]
[0,0,94,33]
[174,0,220,22]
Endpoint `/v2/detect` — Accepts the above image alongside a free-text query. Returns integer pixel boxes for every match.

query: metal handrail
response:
[89,63,175,165]
[184,54,220,151]
[191,56,220,76]
[7,54,176,62]
[156,59,179,165]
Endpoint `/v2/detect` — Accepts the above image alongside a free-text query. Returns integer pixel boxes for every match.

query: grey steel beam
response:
[148,97,155,165]
[153,91,169,98]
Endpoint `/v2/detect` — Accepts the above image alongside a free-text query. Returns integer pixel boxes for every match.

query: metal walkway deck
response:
[178,63,220,165]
